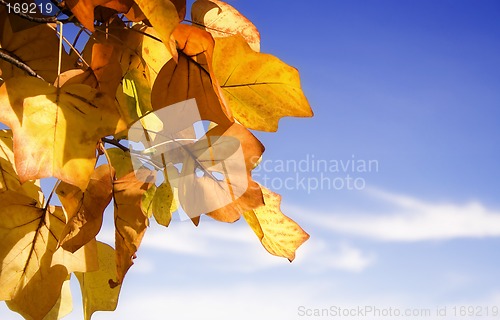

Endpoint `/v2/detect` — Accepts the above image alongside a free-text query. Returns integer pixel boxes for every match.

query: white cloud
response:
[295,239,375,273]
[304,188,500,241]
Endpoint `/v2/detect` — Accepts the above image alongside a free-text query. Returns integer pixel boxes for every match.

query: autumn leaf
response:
[106,148,139,179]
[152,180,177,227]
[56,165,114,253]
[75,242,122,320]
[64,0,133,31]
[139,26,173,85]
[243,186,310,261]
[0,12,75,82]
[0,76,127,190]
[0,190,98,319]
[0,129,46,205]
[137,121,264,221]
[151,24,233,127]
[6,276,73,320]
[113,168,155,286]
[192,0,261,51]
[204,123,265,222]
[213,35,313,131]
[134,0,180,56]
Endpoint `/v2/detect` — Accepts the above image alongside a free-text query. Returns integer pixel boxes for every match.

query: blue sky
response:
[2,0,500,319]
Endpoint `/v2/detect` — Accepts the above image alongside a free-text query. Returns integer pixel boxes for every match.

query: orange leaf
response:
[151,24,233,127]
[205,123,265,222]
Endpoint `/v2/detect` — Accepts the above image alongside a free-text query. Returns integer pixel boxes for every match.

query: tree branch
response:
[0,48,44,80]
[101,137,130,153]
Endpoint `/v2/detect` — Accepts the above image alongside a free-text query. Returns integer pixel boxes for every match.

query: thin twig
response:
[47,23,90,68]
[0,48,44,80]
[102,137,130,152]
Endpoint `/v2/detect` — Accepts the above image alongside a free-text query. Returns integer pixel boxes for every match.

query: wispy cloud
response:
[304,188,500,241]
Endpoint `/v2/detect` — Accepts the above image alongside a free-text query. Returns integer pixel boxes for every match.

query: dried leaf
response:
[56,165,114,253]
[113,168,155,285]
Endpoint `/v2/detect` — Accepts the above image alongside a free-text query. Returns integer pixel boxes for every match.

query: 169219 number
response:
[6,2,53,15]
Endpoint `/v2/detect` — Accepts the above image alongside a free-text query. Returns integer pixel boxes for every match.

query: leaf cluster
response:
[0,0,313,318]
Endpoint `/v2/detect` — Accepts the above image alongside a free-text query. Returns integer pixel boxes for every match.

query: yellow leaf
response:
[192,0,261,52]
[152,181,177,227]
[75,242,122,320]
[118,68,164,133]
[141,184,156,218]
[243,186,309,261]
[6,276,73,320]
[0,77,127,190]
[0,11,75,82]
[0,191,98,319]
[106,148,138,180]
[113,168,155,285]
[56,165,114,253]
[151,24,233,127]
[134,0,180,57]
[213,35,313,132]
[140,26,173,86]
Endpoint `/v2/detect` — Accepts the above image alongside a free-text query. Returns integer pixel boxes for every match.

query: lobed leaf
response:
[213,35,313,132]
[0,77,127,190]
[243,186,310,261]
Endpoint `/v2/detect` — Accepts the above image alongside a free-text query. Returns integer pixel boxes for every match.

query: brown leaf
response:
[56,165,114,253]
[113,168,155,285]
[243,186,310,261]
[151,24,233,127]
[64,0,133,31]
